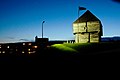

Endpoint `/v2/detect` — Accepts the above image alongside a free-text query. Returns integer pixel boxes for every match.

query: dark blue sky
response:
[0,0,120,43]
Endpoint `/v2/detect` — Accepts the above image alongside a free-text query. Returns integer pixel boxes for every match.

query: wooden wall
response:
[73,21,101,43]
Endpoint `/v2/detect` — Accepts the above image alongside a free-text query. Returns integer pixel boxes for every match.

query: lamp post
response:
[42,21,45,38]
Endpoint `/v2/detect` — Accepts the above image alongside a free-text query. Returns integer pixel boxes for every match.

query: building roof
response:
[73,10,100,23]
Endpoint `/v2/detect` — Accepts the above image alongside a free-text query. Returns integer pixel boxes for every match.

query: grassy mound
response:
[50,42,120,55]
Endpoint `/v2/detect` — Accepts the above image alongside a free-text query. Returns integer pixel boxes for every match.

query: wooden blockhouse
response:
[73,10,103,43]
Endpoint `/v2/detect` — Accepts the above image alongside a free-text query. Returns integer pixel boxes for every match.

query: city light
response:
[28,49,31,51]
[22,51,25,53]
[28,43,32,45]
[28,52,31,54]
[23,43,25,45]
[16,49,18,51]
[2,51,5,53]
[7,46,9,48]
[33,46,38,48]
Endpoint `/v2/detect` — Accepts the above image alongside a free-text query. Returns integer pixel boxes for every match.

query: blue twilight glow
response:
[0,0,120,43]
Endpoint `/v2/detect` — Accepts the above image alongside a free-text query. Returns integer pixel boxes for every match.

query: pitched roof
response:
[73,10,100,23]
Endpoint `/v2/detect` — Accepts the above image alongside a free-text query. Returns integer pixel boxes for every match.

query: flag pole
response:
[77,6,80,43]
[78,6,80,18]
[42,21,45,38]
[77,6,86,43]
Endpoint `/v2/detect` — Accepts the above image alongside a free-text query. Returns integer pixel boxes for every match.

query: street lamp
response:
[42,21,45,38]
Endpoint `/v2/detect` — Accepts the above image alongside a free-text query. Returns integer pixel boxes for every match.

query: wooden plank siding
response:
[73,10,103,43]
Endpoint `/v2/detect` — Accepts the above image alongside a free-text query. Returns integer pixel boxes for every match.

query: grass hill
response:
[48,42,120,55]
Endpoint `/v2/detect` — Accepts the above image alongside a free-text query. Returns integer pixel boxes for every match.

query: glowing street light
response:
[42,21,45,38]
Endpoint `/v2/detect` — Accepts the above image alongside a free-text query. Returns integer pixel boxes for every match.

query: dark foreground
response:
[0,42,120,67]
[0,50,120,65]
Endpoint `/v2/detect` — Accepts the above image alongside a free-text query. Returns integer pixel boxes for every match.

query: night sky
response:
[0,0,120,43]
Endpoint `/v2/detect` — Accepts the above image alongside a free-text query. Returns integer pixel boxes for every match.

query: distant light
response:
[28,52,31,54]
[2,51,5,53]
[32,51,36,53]
[28,51,36,54]
[47,45,50,48]
[22,51,25,53]
[0,51,1,53]
[28,49,31,51]
[16,49,18,51]
[23,43,25,45]
[0,46,1,48]
[7,46,9,48]
[28,43,32,45]
[33,46,38,48]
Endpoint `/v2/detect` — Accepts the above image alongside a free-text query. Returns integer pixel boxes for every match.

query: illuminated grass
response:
[50,42,120,54]
[63,43,91,48]
[51,44,78,53]
[51,43,92,53]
